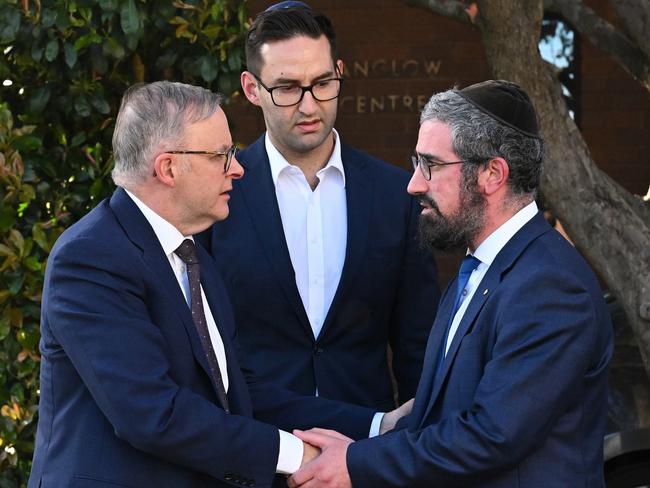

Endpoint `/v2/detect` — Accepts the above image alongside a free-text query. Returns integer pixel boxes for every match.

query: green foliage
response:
[0,0,249,484]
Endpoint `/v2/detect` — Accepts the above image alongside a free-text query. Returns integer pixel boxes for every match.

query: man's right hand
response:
[379,398,414,434]
[300,441,320,468]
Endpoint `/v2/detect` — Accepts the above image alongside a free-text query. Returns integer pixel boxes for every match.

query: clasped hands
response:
[288,399,413,488]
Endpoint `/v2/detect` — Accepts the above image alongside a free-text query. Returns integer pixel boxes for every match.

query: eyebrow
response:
[271,69,337,85]
[416,151,446,163]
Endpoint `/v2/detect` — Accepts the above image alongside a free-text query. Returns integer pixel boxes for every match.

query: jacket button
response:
[314,346,324,355]
[224,472,233,481]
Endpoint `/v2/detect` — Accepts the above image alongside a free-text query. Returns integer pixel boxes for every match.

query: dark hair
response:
[245,6,338,75]
[421,89,544,199]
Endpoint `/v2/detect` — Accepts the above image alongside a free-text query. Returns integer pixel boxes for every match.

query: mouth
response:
[296,119,321,133]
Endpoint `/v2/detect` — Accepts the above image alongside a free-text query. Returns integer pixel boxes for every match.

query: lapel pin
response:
[483,289,489,295]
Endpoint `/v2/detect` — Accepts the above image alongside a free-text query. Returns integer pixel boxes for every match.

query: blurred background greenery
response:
[0,0,249,484]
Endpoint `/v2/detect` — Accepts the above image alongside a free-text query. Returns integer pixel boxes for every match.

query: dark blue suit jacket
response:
[198,136,439,409]
[347,212,613,487]
[29,188,374,488]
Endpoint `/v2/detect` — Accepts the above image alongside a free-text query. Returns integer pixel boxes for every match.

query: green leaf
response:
[0,243,15,257]
[90,46,108,75]
[73,32,102,51]
[9,230,25,257]
[55,7,71,30]
[13,136,42,152]
[74,96,91,117]
[23,256,41,272]
[99,0,119,12]
[64,42,78,68]
[27,87,51,115]
[45,39,60,62]
[71,131,86,147]
[120,0,140,36]
[227,49,241,72]
[41,8,57,28]
[89,94,110,115]
[32,224,49,252]
[0,207,16,232]
[200,55,219,82]
[0,8,21,42]
[90,178,103,200]
[0,317,10,341]
[7,274,25,295]
[16,328,39,351]
[103,37,125,59]
[155,51,178,70]
[31,42,44,62]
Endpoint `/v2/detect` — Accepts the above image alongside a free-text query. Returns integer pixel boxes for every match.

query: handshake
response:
[287,399,414,488]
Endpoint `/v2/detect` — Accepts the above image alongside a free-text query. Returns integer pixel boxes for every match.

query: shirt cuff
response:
[369,412,385,438]
[276,429,304,474]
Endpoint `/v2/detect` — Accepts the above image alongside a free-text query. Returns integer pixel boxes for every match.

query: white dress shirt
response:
[444,201,539,355]
[125,190,303,474]
[266,130,347,340]
[265,133,385,437]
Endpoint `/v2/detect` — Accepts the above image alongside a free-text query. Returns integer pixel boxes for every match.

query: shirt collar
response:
[125,189,192,256]
[265,128,346,188]
[472,201,538,266]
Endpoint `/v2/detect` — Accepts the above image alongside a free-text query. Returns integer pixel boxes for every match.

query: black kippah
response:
[455,80,541,139]
[265,1,311,11]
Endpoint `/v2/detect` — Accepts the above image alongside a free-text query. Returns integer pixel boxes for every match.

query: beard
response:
[417,175,486,253]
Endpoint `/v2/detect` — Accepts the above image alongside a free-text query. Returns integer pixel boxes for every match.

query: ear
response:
[336,59,344,77]
[153,152,177,188]
[478,157,509,196]
[241,71,262,106]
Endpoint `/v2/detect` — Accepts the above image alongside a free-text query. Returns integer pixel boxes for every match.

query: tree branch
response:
[545,0,650,92]
[608,0,650,60]
[402,0,473,24]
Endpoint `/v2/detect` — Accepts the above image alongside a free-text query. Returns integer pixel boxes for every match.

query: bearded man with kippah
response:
[288,80,613,488]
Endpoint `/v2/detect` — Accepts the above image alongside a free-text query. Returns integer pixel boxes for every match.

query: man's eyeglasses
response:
[411,152,466,181]
[167,145,238,173]
[253,73,343,107]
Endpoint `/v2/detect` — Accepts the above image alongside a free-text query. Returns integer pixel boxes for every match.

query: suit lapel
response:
[108,188,216,397]
[410,282,455,425]
[320,145,371,336]
[237,137,313,338]
[417,212,552,425]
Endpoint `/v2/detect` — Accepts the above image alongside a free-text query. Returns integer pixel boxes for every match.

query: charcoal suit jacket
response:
[198,135,439,409]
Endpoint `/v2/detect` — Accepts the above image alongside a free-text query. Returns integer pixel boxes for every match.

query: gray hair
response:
[111,81,223,188]
[420,89,544,200]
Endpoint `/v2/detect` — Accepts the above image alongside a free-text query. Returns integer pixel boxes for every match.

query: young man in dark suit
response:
[199,2,439,414]
[289,80,613,487]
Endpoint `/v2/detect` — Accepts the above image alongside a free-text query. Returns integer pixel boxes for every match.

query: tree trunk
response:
[473,0,650,377]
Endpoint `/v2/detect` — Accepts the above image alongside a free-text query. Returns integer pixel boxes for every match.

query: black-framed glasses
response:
[167,145,238,173]
[252,73,344,107]
[411,152,466,181]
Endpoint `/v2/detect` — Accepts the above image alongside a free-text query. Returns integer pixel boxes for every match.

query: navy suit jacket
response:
[198,135,439,409]
[347,212,613,487]
[29,188,374,488]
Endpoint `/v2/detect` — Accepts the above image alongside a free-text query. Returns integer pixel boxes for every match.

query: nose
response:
[298,89,318,114]
[407,166,427,196]
[228,155,245,180]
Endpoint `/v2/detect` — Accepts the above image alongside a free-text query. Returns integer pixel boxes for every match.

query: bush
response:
[0,0,248,484]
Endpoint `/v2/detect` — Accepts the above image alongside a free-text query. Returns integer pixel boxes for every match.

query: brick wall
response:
[226,0,650,289]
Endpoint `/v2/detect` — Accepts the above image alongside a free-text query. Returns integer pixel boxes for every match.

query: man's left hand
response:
[287,428,353,488]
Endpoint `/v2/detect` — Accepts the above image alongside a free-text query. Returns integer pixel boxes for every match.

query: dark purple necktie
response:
[175,239,230,413]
